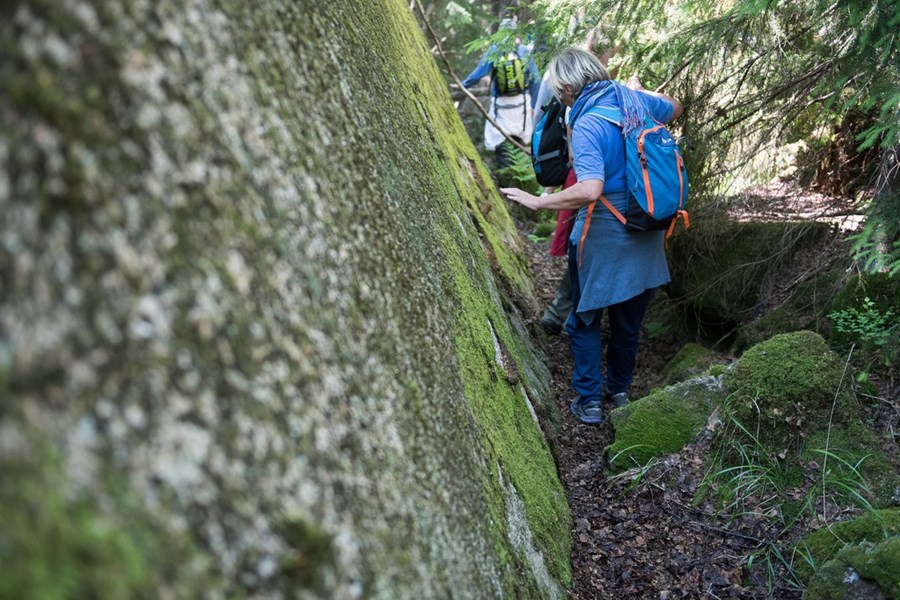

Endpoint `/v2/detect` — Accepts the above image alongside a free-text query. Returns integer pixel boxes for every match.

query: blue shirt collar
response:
[569,81,614,126]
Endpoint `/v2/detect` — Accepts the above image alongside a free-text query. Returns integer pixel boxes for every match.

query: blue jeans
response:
[566,243,657,400]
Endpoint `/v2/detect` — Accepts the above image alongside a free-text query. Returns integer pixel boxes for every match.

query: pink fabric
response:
[549,168,578,257]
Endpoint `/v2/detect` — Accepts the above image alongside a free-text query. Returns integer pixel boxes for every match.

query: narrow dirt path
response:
[522,235,799,600]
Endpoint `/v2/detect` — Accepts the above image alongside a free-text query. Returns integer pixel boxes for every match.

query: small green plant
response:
[643,320,672,338]
[705,418,789,517]
[809,448,874,512]
[528,220,555,243]
[828,296,898,380]
[606,445,658,496]
[829,297,895,350]
[494,140,541,194]
[747,542,806,598]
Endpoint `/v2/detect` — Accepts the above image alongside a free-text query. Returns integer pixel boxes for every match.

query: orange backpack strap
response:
[600,195,626,226]
[578,195,626,266]
[664,210,691,248]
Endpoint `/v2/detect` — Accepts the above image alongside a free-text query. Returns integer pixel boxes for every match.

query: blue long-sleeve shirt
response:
[461,44,540,108]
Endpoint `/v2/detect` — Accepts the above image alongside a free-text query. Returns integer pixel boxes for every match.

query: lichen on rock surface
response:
[0,0,569,597]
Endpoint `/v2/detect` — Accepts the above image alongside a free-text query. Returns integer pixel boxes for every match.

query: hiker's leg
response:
[566,244,604,401]
[494,139,515,170]
[605,287,658,395]
[541,262,573,331]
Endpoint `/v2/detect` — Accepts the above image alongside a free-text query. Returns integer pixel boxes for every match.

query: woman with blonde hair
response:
[502,48,683,425]
[536,28,620,336]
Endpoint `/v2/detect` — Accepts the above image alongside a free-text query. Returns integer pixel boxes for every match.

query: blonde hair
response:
[546,47,610,101]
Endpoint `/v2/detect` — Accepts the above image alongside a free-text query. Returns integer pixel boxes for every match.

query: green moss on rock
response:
[0,438,210,599]
[796,509,900,585]
[276,517,337,594]
[606,375,723,472]
[714,332,897,510]
[443,228,571,586]
[723,331,857,454]
[804,538,900,599]
[661,342,711,386]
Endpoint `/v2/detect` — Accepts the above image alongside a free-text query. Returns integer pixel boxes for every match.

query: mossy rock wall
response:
[0,1,570,597]
[666,218,830,340]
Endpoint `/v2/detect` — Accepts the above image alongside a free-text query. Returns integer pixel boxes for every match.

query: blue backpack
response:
[579,106,689,251]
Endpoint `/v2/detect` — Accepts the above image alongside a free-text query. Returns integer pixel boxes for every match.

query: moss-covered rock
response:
[606,375,724,472]
[661,342,711,386]
[0,0,569,596]
[795,509,900,585]
[717,332,897,507]
[804,538,900,600]
[723,331,857,454]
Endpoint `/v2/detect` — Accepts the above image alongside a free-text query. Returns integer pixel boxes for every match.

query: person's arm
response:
[627,75,683,121]
[500,179,603,211]
[461,51,493,89]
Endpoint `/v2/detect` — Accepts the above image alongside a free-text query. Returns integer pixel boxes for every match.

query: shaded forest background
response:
[412,0,899,274]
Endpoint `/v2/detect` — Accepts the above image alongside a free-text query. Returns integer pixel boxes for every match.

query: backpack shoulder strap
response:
[582,106,623,127]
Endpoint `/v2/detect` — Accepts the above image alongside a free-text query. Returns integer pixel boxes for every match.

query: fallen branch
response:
[412,0,530,153]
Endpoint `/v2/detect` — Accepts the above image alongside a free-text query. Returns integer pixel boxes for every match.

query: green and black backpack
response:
[493,52,526,96]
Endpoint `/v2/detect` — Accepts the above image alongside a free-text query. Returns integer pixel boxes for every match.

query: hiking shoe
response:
[608,392,629,409]
[569,396,603,425]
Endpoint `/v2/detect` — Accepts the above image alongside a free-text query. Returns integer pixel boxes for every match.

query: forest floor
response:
[524,240,773,599]
[518,181,896,599]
